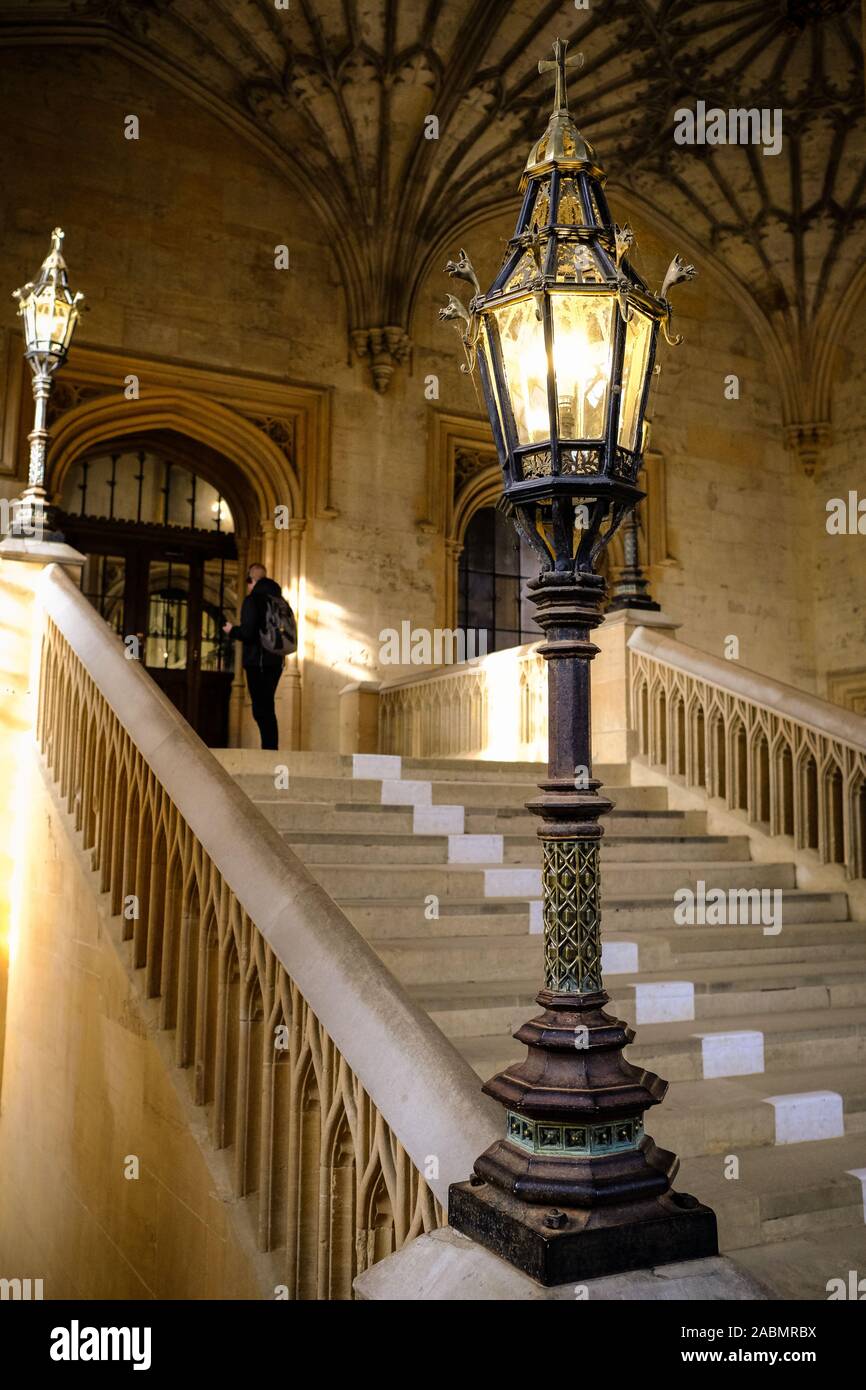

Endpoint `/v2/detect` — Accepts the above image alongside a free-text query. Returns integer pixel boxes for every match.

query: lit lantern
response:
[13,227,84,365]
[442,39,694,574]
[8,229,84,531]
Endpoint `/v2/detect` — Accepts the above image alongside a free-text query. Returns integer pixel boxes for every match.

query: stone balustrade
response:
[35,563,499,1298]
[628,626,866,879]
[372,610,866,880]
[374,610,673,765]
[377,642,547,762]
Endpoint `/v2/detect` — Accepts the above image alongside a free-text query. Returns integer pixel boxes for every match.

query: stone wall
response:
[809,302,866,700]
[0,43,863,750]
[0,749,267,1299]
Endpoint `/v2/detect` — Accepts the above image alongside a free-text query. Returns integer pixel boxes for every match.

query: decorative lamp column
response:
[440,37,717,1285]
[11,228,84,537]
[607,502,660,612]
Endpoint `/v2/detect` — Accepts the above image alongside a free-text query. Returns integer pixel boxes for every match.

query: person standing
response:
[223,563,296,751]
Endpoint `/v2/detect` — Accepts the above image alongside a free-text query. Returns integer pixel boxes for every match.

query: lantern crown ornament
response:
[521,42,603,186]
[441,37,695,577]
[12,227,85,367]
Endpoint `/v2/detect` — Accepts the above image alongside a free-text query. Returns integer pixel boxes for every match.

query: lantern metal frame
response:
[442,41,694,578]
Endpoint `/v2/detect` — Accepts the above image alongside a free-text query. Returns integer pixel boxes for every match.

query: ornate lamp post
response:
[440,38,716,1285]
[11,228,84,536]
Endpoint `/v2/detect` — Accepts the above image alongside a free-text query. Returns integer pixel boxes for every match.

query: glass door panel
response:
[81,554,126,635]
[196,556,237,746]
[201,557,238,672]
[145,560,190,670]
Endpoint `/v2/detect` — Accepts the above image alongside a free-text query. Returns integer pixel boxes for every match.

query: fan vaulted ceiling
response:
[3,0,864,429]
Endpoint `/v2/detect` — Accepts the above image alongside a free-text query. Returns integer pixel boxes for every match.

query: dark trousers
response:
[245,665,282,750]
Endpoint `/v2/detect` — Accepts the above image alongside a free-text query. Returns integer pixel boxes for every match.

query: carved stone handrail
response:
[378,642,547,760]
[628,625,866,878]
[35,563,499,1297]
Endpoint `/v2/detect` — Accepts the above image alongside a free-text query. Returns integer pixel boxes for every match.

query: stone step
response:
[281,831,751,866]
[407,959,866,1030]
[312,858,797,901]
[633,921,866,971]
[402,757,551,781]
[455,1005,866,1084]
[343,898,531,937]
[464,807,709,836]
[236,773,670,812]
[602,888,846,931]
[399,757,632,785]
[678,1130,866,1253]
[254,800,705,840]
[341,889,847,939]
[727,1225,866,1301]
[218,749,630,785]
[649,1061,866,1159]
[217,749,556,781]
[257,801,418,834]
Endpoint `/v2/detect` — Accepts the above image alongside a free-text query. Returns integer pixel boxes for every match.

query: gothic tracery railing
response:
[628,627,866,880]
[378,643,547,760]
[35,566,498,1298]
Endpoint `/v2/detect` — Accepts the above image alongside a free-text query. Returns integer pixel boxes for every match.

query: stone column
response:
[444,538,464,629]
[339,681,381,754]
[229,535,250,747]
[280,518,306,750]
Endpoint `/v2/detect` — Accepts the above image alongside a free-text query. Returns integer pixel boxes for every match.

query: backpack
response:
[259,592,297,656]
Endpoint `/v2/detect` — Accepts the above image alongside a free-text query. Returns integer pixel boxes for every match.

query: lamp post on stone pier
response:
[9,228,84,541]
[440,36,717,1286]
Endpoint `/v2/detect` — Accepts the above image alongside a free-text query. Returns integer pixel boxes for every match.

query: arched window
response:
[59,447,234,532]
[57,439,240,746]
[458,506,542,653]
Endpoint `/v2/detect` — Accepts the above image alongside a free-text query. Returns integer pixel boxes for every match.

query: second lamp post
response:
[11,227,84,537]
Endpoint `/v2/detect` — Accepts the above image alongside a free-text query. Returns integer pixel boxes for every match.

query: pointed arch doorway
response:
[56,429,260,746]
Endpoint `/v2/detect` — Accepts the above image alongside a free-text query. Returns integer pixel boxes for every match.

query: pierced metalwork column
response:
[449,570,717,1285]
[607,502,660,612]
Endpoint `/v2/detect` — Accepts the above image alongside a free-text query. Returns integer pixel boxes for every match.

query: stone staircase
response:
[219,749,866,1299]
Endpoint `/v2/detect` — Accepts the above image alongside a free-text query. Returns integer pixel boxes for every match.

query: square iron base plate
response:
[449,1181,719,1288]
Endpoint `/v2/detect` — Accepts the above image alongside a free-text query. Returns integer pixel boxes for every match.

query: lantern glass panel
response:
[27,292,76,355]
[479,318,506,443]
[493,297,550,445]
[618,308,653,452]
[21,300,38,350]
[550,291,614,441]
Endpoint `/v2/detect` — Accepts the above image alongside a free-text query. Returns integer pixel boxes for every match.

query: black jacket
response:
[229,577,287,670]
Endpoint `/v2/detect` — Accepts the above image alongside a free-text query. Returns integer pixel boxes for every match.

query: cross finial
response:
[538,37,584,116]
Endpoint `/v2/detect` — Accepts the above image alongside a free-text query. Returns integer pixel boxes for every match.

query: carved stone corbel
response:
[785,421,832,477]
[351,327,412,394]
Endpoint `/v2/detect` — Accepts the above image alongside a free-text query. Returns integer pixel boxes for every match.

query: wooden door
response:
[65,524,238,746]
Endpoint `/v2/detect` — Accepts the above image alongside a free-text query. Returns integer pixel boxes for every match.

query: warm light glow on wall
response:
[283,571,305,664]
[301,582,375,684]
[1,564,45,973]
